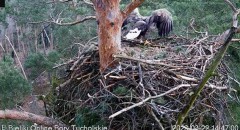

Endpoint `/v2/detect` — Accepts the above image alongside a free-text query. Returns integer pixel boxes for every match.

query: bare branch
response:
[46,0,72,4]
[28,21,47,24]
[114,54,181,68]
[5,35,28,80]
[52,16,96,26]
[231,38,240,42]
[224,0,240,27]
[0,42,5,52]
[176,1,240,125]
[109,84,227,119]
[121,0,145,20]
[149,109,165,130]
[83,0,93,6]
[232,10,240,27]
[224,0,237,12]
[0,109,68,128]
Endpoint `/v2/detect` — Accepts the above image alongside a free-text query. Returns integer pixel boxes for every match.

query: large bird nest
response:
[49,35,236,129]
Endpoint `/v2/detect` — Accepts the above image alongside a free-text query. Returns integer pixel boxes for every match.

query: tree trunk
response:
[50,28,54,50]
[0,109,68,128]
[92,0,145,72]
[35,29,38,52]
[94,0,123,72]
[41,32,46,55]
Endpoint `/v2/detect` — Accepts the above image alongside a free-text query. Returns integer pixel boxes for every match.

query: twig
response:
[83,0,93,6]
[176,0,239,126]
[109,84,193,119]
[189,18,208,35]
[114,55,182,68]
[5,35,28,80]
[0,42,5,52]
[224,0,237,12]
[149,109,164,130]
[46,0,72,4]
[53,59,75,69]
[52,16,96,26]
[231,38,240,42]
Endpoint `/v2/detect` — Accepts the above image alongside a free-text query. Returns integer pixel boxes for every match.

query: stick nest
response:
[49,35,235,129]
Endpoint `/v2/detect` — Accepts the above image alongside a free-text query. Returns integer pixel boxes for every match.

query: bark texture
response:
[0,109,68,128]
[92,0,145,72]
[93,0,122,71]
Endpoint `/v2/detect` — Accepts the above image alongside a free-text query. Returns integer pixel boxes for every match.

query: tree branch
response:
[83,0,93,6]
[176,0,239,127]
[52,16,96,26]
[109,83,227,119]
[5,35,28,80]
[0,109,68,128]
[224,0,240,27]
[121,0,145,20]
[224,0,237,12]
[46,0,72,4]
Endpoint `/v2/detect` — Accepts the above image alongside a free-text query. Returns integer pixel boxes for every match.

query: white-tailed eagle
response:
[123,8,173,40]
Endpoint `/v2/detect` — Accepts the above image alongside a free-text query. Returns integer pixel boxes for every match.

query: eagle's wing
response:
[148,9,173,36]
[122,8,143,27]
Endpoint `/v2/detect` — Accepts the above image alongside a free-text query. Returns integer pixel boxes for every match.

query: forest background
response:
[0,0,240,127]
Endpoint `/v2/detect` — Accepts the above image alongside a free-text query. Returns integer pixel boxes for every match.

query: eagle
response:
[123,8,173,40]
[125,28,142,39]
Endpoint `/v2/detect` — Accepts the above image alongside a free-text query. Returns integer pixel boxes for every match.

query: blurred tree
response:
[0,56,31,109]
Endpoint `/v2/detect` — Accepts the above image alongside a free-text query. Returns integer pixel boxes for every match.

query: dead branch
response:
[114,54,181,68]
[53,59,75,69]
[0,109,68,128]
[224,0,237,12]
[121,0,145,20]
[83,0,94,6]
[231,38,240,42]
[176,0,240,127]
[109,84,196,119]
[224,0,240,27]
[5,35,28,80]
[46,0,72,4]
[189,18,208,35]
[149,109,164,130]
[0,42,5,52]
[54,33,232,129]
[52,16,96,26]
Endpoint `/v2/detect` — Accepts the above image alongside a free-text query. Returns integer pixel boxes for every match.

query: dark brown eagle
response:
[123,8,173,39]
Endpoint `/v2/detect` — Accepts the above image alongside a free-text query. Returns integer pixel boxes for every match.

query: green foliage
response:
[3,0,240,126]
[228,102,240,125]
[53,22,97,58]
[47,51,61,70]
[121,0,237,36]
[225,45,240,125]
[113,86,129,96]
[0,56,31,109]
[24,53,49,79]
[75,107,106,127]
[10,0,51,25]
[24,51,61,79]
[0,9,7,26]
